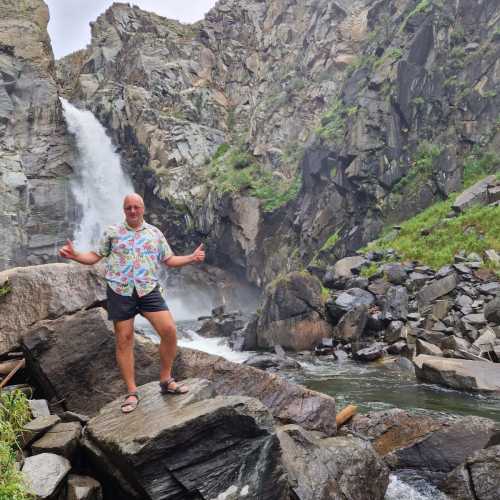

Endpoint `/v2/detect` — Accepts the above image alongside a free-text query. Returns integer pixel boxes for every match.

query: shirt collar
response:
[124,220,146,231]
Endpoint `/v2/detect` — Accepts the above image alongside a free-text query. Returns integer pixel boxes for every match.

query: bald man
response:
[59,193,205,413]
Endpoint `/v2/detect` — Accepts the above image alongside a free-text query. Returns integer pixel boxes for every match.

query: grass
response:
[360,262,380,278]
[321,232,340,252]
[208,146,302,212]
[367,196,500,268]
[462,150,500,188]
[0,391,33,500]
[0,281,11,299]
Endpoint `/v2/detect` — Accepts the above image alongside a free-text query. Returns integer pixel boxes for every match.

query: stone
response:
[414,355,500,392]
[59,411,90,425]
[277,424,389,500]
[22,414,61,445]
[387,341,407,354]
[381,263,407,285]
[384,321,404,344]
[452,175,496,213]
[353,342,386,361]
[431,300,451,320]
[478,282,500,295]
[32,421,82,460]
[174,348,337,435]
[453,263,472,274]
[326,288,374,322]
[407,272,429,290]
[383,286,408,321]
[333,256,368,279]
[333,304,368,343]
[256,272,332,351]
[463,313,487,326]
[416,339,443,357]
[243,353,301,370]
[22,308,161,415]
[0,263,106,353]
[417,274,458,307]
[83,382,289,499]
[67,474,103,500]
[22,453,71,499]
[485,249,500,266]
[484,297,500,324]
[28,399,50,418]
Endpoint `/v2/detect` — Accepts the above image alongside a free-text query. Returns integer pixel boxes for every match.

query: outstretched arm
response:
[164,244,205,268]
[59,240,103,265]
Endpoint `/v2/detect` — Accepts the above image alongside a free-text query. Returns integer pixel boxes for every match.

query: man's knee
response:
[114,322,134,348]
[158,322,176,339]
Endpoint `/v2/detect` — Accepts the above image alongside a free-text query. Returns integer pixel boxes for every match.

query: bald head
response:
[123,193,145,228]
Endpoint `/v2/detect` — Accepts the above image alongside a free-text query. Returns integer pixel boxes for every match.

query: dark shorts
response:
[106,285,169,321]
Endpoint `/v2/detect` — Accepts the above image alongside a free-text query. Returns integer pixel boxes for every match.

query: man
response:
[59,193,205,413]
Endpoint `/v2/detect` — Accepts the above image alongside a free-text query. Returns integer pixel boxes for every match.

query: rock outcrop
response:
[0,0,76,270]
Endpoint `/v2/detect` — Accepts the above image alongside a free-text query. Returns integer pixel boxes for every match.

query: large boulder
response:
[22,307,160,415]
[484,297,500,324]
[417,274,457,307]
[440,445,500,500]
[0,263,106,353]
[414,355,500,392]
[452,175,496,213]
[174,347,337,435]
[277,424,389,500]
[256,272,332,351]
[83,381,289,500]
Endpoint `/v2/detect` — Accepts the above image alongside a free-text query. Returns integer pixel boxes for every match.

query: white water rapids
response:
[61,98,134,251]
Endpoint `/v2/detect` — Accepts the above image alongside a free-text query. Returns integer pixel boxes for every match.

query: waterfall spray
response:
[60,98,134,250]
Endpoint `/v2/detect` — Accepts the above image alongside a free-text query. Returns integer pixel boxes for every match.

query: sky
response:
[45,0,218,59]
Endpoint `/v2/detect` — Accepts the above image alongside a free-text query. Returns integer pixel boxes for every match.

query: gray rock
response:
[441,445,500,500]
[407,272,430,290]
[414,355,500,392]
[21,453,71,499]
[32,421,82,460]
[387,341,407,355]
[478,282,500,295]
[84,382,289,499]
[484,297,500,324]
[383,286,408,321]
[333,256,368,279]
[417,274,458,307]
[333,304,368,343]
[416,339,443,357]
[354,342,387,361]
[327,288,374,322]
[28,399,50,418]
[435,266,454,278]
[67,474,103,500]
[384,321,404,344]
[452,176,496,213]
[22,414,61,445]
[463,313,487,326]
[277,424,389,500]
[453,263,472,274]
[431,300,451,321]
[381,263,407,285]
[485,249,500,266]
[243,353,301,371]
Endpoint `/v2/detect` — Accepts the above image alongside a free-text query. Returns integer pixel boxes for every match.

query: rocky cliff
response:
[55,0,500,287]
[0,0,77,270]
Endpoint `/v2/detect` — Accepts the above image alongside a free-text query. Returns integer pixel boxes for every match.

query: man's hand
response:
[191,243,205,263]
[59,239,79,260]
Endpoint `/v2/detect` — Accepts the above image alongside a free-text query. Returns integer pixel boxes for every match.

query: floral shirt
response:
[96,221,173,297]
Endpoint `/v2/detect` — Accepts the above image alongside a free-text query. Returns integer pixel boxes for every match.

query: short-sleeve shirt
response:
[95,221,173,297]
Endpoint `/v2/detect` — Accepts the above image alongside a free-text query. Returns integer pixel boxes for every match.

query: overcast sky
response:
[46,0,218,59]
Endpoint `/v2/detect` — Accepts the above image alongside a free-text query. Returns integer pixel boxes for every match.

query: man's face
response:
[123,197,145,227]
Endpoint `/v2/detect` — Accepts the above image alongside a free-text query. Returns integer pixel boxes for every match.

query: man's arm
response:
[59,240,103,265]
[164,244,205,268]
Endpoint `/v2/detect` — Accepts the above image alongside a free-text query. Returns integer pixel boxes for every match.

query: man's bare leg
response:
[142,310,185,390]
[114,318,138,409]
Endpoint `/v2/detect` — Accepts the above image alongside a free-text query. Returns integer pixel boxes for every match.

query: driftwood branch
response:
[0,358,25,390]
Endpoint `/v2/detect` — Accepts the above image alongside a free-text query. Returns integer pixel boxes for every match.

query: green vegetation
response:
[0,391,33,500]
[360,262,380,278]
[374,47,403,69]
[208,146,302,212]
[321,231,340,252]
[367,195,500,268]
[462,150,500,188]
[316,98,350,144]
[0,282,10,298]
[393,141,444,193]
[400,0,432,31]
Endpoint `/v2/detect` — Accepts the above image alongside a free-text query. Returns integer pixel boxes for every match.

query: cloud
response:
[45,0,217,59]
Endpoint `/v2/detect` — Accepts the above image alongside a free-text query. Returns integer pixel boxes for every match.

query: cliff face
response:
[0,0,76,270]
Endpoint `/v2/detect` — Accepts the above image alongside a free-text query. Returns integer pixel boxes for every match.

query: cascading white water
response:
[60,98,134,251]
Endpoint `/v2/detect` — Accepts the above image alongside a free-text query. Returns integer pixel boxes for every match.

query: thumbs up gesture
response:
[192,243,205,263]
[59,239,79,260]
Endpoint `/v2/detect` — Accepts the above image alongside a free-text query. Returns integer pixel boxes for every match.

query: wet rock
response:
[417,274,457,307]
[387,341,407,355]
[484,297,500,324]
[384,321,404,343]
[83,381,289,500]
[441,445,500,500]
[231,314,258,351]
[414,355,500,392]
[256,272,332,351]
[197,315,245,338]
[32,421,82,460]
[383,286,408,321]
[243,353,301,371]
[67,474,103,500]
[326,288,374,323]
[277,424,389,500]
[333,304,368,343]
[22,453,71,499]
[353,342,386,362]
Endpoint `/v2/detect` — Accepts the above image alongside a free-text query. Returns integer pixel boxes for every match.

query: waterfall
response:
[60,98,134,251]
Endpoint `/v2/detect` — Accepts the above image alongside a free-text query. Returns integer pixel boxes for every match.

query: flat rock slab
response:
[32,421,82,459]
[174,347,337,435]
[414,355,500,392]
[417,274,457,307]
[83,379,289,500]
[22,414,61,445]
[28,399,50,418]
[277,424,389,500]
[22,452,71,499]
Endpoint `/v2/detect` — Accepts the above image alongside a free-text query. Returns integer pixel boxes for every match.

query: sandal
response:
[121,391,139,413]
[159,377,189,395]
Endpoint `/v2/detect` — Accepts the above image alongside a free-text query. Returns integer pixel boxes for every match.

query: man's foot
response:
[121,392,139,413]
[159,377,189,395]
